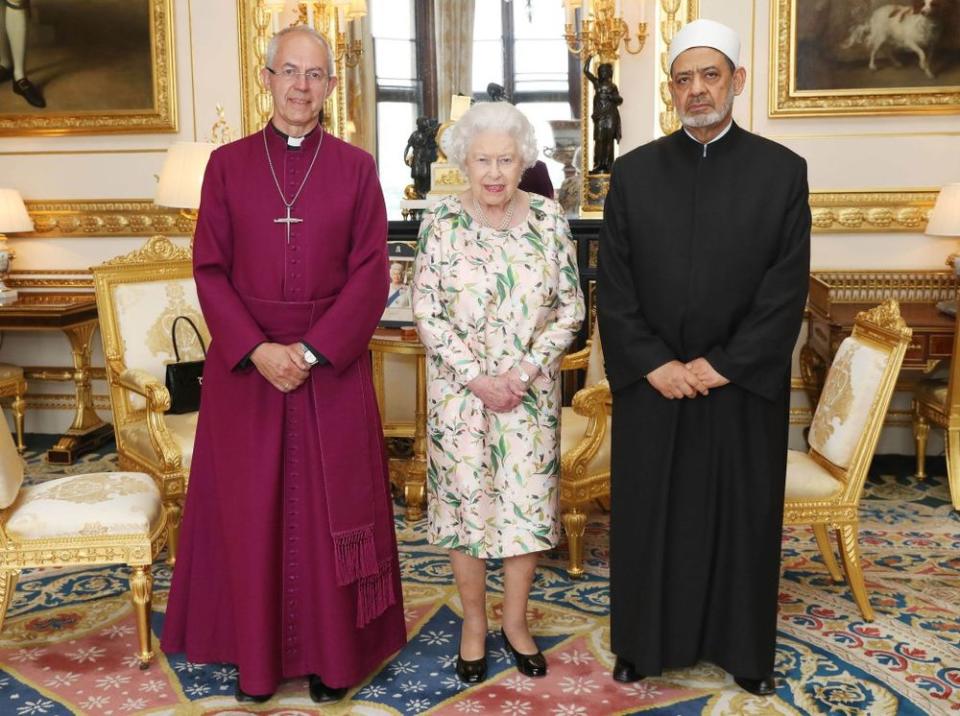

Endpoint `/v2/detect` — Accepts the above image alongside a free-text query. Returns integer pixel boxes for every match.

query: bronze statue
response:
[584,56,622,174]
[486,82,507,103]
[403,116,440,199]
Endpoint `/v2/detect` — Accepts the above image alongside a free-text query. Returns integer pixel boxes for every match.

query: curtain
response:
[434,0,475,122]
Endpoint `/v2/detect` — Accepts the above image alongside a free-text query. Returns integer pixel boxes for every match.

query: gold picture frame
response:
[770,0,960,117]
[0,0,177,136]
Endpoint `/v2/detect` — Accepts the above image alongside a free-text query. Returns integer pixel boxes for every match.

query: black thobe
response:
[598,122,810,679]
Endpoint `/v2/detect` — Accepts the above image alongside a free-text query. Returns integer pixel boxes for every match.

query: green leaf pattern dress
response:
[412,194,585,558]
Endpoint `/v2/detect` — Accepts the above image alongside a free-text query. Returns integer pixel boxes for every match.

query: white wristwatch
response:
[301,343,318,366]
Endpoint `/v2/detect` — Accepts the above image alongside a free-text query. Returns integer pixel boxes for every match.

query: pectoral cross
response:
[274,205,303,244]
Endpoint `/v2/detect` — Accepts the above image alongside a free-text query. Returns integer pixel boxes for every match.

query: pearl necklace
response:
[473,194,516,231]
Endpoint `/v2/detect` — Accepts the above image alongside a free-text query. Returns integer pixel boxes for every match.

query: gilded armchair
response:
[559,321,611,578]
[0,364,26,453]
[91,236,208,564]
[912,296,960,510]
[0,424,165,668]
[784,300,911,621]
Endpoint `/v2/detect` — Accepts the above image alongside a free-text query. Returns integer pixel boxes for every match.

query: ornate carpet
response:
[0,441,957,715]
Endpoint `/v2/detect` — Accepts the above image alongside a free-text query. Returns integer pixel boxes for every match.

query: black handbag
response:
[165,316,206,414]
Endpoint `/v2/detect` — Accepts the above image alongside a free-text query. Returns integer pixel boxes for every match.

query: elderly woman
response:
[412,102,585,684]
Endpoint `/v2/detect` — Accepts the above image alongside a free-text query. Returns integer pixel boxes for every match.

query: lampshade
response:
[155,142,216,210]
[927,183,960,237]
[348,0,367,19]
[0,189,33,234]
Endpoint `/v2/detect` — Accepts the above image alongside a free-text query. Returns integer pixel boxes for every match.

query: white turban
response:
[668,19,740,71]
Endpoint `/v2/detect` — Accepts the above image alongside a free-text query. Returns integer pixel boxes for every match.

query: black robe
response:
[598,122,810,679]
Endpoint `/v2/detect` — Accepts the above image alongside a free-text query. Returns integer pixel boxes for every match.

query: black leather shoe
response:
[612,656,644,683]
[734,675,776,696]
[0,66,11,83]
[234,681,273,703]
[455,653,488,683]
[309,674,347,703]
[13,78,45,108]
[500,627,547,678]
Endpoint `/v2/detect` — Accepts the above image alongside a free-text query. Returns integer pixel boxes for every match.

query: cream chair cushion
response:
[112,279,207,410]
[584,321,606,388]
[0,363,23,381]
[560,408,611,477]
[808,336,890,469]
[120,412,198,468]
[916,378,948,409]
[5,471,161,541]
[0,424,23,509]
[785,449,844,501]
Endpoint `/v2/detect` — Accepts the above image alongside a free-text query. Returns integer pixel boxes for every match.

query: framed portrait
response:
[0,0,176,136]
[381,242,416,328]
[770,0,960,117]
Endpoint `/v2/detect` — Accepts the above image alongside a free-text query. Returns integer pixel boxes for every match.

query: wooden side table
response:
[0,293,113,463]
[802,271,957,407]
[369,329,427,521]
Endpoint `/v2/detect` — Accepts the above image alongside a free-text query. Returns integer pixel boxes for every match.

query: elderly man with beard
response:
[598,19,810,696]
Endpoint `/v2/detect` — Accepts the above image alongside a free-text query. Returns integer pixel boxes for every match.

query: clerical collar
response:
[683,118,734,146]
[269,121,320,150]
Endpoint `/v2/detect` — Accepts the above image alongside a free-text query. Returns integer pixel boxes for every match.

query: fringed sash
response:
[242,293,396,627]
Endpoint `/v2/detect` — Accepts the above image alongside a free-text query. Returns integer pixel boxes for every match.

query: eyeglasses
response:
[266,66,330,84]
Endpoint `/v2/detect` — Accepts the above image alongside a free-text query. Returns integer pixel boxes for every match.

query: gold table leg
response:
[47,319,113,464]
[389,352,427,521]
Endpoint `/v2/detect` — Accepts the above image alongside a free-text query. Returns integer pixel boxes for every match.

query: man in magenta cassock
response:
[162,25,406,704]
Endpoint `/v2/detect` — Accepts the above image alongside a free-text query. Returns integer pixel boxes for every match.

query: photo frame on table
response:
[381,242,416,328]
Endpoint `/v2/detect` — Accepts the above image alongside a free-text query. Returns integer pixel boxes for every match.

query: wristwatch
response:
[301,343,319,367]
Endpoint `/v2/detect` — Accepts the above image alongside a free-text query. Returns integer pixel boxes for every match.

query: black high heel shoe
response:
[500,627,547,678]
[455,653,488,683]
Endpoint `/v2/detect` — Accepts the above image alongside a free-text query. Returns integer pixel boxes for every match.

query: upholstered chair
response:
[91,235,207,564]
[0,364,26,453]
[784,300,911,621]
[911,300,960,511]
[0,424,165,668]
[559,320,611,578]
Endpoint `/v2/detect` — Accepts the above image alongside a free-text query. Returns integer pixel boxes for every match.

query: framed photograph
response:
[0,0,176,136]
[381,242,416,328]
[770,0,960,117]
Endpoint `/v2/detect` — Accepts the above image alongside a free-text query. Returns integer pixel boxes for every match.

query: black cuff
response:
[234,342,265,371]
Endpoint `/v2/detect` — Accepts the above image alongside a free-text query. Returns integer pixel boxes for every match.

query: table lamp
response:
[155,141,216,233]
[0,189,34,305]
[927,183,960,315]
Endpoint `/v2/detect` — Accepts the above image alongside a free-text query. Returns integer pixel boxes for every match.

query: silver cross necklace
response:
[262,124,324,243]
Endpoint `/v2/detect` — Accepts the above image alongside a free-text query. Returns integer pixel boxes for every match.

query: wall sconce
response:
[265,1,367,69]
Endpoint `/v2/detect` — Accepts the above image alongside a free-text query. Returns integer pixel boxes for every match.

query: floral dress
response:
[412,194,585,558]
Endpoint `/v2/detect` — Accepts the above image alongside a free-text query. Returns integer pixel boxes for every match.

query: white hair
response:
[266,25,335,77]
[442,102,539,172]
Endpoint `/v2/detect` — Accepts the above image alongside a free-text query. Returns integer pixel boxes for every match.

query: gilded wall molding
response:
[809,191,937,233]
[20,201,189,238]
[656,0,699,136]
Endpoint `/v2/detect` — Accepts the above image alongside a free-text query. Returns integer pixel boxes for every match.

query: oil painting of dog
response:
[795,0,959,91]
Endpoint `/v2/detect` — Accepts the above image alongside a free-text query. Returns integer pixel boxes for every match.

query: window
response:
[370,0,579,216]
[371,0,420,218]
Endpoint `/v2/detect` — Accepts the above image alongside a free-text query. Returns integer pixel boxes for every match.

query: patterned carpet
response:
[0,439,958,715]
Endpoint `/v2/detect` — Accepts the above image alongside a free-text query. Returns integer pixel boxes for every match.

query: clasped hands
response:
[467,360,540,413]
[647,358,729,400]
[251,342,311,393]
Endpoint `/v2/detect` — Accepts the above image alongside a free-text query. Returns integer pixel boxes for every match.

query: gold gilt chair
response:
[559,320,611,578]
[911,298,960,511]
[0,422,165,668]
[784,300,911,621]
[0,364,26,453]
[91,235,208,564]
